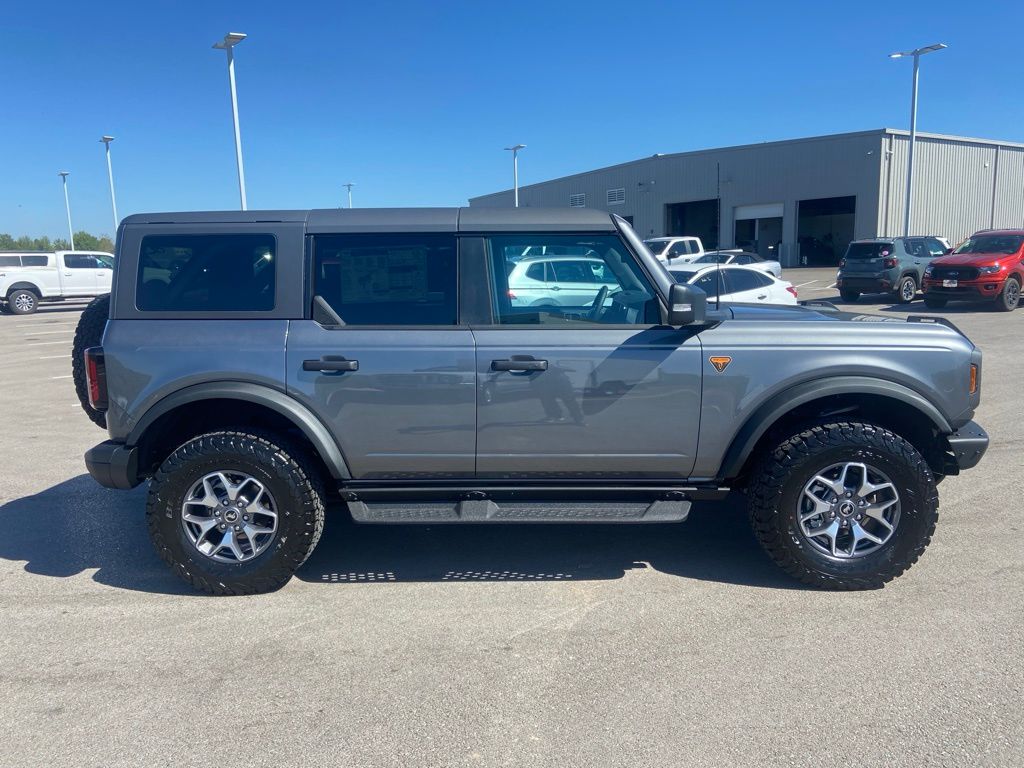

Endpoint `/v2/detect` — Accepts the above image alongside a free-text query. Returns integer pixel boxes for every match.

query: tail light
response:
[84,347,108,411]
[884,257,898,269]
[507,290,517,300]
[839,258,846,268]
[786,285,798,298]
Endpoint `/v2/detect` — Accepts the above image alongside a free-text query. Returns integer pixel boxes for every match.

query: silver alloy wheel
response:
[1006,279,1020,307]
[902,279,915,301]
[14,293,35,312]
[797,461,900,559]
[181,471,278,562]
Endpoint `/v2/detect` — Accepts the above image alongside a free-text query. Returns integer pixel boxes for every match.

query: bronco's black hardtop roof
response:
[121,207,619,234]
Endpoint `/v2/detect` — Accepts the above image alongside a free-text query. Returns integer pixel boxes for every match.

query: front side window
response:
[137,234,276,312]
[492,234,657,326]
[312,234,458,326]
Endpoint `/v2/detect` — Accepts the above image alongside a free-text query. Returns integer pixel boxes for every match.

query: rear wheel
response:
[995,277,1020,312]
[895,275,917,304]
[72,294,111,428]
[8,289,38,315]
[839,289,860,302]
[147,430,326,595]
[923,295,947,309]
[748,421,938,590]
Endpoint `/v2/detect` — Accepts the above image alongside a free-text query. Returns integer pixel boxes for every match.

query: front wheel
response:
[147,431,326,595]
[994,277,1020,312]
[895,275,917,304]
[748,422,938,590]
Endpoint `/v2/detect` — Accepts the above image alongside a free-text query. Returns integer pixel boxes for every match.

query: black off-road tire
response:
[7,288,39,315]
[147,431,326,595]
[923,295,947,309]
[748,421,939,590]
[994,277,1020,312]
[839,289,860,302]
[895,275,917,304]
[72,294,111,429]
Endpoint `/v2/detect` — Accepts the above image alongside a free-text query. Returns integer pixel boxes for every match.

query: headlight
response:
[924,266,933,277]
[979,265,1002,275]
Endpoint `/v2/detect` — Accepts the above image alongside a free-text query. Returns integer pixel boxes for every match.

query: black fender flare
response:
[5,281,43,298]
[127,381,351,479]
[718,376,952,480]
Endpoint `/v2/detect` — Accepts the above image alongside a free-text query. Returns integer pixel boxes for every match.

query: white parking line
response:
[26,340,74,346]
[50,375,73,380]
[793,281,818,289]
[24,329,76,336]
[827,282,837,289]
[39,355,70,360]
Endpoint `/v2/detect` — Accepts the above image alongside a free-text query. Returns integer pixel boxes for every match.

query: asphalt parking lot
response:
[1,284,1021,768]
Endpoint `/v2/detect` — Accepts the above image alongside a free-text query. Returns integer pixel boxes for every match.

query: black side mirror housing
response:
[668,282,707,326]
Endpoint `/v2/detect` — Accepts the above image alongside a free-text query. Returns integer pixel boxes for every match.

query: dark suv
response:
[837,236,950,303]
[76,209,988,595]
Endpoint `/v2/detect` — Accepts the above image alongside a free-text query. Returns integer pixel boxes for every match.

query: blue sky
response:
[3,0,1023,238]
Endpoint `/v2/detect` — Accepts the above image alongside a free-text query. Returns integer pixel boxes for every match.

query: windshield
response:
[845,242,894,259]
[954,235,1024,255]
[643,240,669,255]
[668,269,699,282]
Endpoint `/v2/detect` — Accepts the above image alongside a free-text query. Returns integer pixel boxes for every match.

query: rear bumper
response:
[85,440,142,489]
[836,274,894,293]
[945,420,989,472]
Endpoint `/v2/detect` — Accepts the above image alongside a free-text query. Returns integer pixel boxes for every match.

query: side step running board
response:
[346,498,691,524]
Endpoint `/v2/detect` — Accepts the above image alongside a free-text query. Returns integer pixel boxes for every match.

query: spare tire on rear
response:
[73,294,111,429]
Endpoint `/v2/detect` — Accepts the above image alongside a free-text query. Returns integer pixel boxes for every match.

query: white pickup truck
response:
[642,236,706,265]
[0,251,114,314]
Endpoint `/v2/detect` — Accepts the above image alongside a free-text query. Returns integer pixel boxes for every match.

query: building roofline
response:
[470,128,1024,201]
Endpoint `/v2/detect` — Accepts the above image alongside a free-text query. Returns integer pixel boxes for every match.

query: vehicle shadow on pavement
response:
[0,475,194,595]
[299,493,800,590]
[0,477,799,593]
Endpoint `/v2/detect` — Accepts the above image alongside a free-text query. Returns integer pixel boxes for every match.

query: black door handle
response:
[491,358,548,372]
[303,357,359,372]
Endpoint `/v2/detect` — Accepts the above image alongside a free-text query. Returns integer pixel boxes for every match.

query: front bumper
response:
[923,279,1003,301]
[85,440,142,489]
[945,420,989,472]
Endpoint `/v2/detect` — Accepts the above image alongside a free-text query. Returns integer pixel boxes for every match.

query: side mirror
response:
[668,282,707,326]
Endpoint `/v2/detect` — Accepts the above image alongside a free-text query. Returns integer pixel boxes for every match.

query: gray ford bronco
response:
[77,208,989,594]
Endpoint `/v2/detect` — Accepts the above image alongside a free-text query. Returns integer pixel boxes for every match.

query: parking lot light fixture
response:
[889,43,947,237]
[343,182,355,209]
[99,136,118,233]
[57,171,75,250]
[504,144,526,207]
[213,32,248,210]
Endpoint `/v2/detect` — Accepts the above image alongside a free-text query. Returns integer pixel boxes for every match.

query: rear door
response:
[843,242,892,274]
[722,268,771,302]
[286,232,476,479]
[471,232,702,479]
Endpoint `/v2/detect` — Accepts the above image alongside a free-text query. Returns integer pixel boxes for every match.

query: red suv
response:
[922,229,1024,311]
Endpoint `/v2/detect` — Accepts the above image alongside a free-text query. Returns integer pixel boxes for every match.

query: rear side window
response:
[312,234,458,326]
[65,254,104,269]
[724,269,771,293]
[137,234,276,312]
[0,255,21,267]
[21,255,49,266]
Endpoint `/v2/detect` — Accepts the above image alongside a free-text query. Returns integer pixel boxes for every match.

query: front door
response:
[474,233,703,479]
[286,233,476,480]
[60,253,101,296]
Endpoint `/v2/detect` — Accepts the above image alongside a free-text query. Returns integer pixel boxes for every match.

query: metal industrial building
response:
[469,129,1024,267]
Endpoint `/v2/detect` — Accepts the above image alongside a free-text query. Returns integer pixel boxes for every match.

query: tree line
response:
[0,232,115,253]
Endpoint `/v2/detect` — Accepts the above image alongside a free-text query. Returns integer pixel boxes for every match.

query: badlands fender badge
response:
[709,356,732,373]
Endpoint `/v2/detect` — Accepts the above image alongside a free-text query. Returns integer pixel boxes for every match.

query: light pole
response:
[57,171,75,250]
[100,135,119,232]
[213,32,248,210]
[889,43,947,237]
[504,144,526,207]
[343,182,355,209]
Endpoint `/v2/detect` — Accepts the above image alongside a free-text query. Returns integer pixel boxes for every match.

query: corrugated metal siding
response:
[992,145,1024,230]
[471,132,883,266]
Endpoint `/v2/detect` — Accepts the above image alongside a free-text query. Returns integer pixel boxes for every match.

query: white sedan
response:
[668,265,798,305]
[691,250,783,278]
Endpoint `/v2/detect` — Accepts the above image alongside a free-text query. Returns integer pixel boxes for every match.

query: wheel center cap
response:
[224,509,239,523]
[838,501,856,517]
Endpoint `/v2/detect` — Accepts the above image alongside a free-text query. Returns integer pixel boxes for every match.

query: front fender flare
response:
[126,381,351,479]
[717,376,952,481]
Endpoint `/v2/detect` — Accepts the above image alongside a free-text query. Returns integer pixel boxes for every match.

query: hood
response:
[931,252,1016,267]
